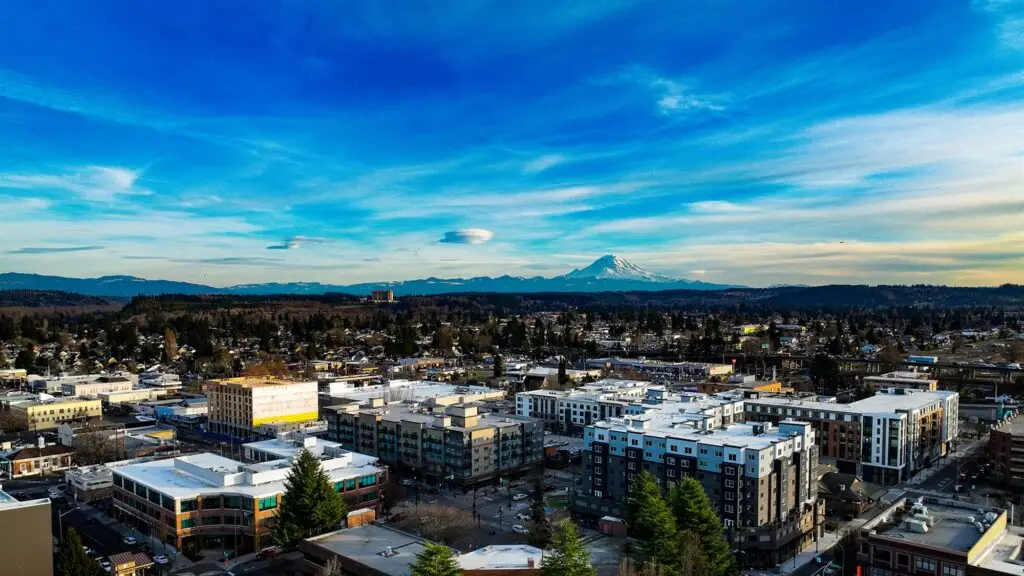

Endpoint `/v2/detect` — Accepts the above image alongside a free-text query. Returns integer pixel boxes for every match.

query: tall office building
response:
[205,377,319,440]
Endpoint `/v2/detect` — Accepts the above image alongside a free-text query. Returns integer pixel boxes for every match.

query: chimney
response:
[38,436,46,449]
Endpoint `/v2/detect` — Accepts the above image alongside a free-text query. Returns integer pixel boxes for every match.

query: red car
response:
[257,547,282,559]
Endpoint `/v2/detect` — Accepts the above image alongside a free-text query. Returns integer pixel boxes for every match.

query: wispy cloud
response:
[523,154,566,173]
[6,245,105,254]
[0,166,147,202]
[266,236,331,250]
[439,229,495,245]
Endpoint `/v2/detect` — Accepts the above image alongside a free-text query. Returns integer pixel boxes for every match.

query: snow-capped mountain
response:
[0,255,739,297]
[561,255,676,282]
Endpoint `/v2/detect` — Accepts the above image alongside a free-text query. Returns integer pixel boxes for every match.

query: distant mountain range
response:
[0,255,738,298]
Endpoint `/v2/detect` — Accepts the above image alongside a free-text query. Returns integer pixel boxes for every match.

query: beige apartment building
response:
[326,401,545,486]
[10,397,103,430]
[205,377,319,440]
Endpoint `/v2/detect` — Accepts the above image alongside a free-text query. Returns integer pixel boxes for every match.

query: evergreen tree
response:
[542,519,595,576]
[628,472,678,568]
[668,478,734,576]
[273,449,348,549]
[14,347,35,371]
[493,355,505,378]
[410,542,462,576]
[558,359,568,385]
[56,529,104,576]
[527,478,552,548]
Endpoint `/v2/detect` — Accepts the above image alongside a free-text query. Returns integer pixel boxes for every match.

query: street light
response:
[58,506,80,544]
[835,541,846,576]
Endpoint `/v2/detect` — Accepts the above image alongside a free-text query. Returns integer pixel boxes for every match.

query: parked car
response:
[99,560,112,573]
[152,555,169,565]
[82,546,96,557]
[257,546,282,560]
[399,479,416,487]
[122,536,138,546]
[516,513,531,521]
[512,493,529,501]
[512,524,529,535]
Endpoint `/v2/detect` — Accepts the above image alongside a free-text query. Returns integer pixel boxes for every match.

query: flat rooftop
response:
[972,526,1024,573]
[592,413,810,449]
[458,545,544,570]
[244,436,378,467]
[746,389,956,415]
[368,403,536,432]
[867,495,1006,554]
[112,451,382,499]
[306,524,429,576]
[207,377,314,388]
[334,380,499,403]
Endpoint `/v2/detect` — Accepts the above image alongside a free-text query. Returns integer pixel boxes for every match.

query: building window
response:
[258,496,278,511]
[725,504,734,513]
[180,517,196,529]
[179,499,198,513]
[595,456,603,464]
[896,554,909,568]
[725,479,735,488]
[871,569,890,576]
[594,490,603,498]
[941,566,964,576]
[915,558,936,572]
[685,447,693,454]
[223,496,242,509]
[667,469,676,478]
[628,462,636,471]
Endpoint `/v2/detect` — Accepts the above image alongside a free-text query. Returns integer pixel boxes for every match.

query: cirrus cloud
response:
[439,228,495,245]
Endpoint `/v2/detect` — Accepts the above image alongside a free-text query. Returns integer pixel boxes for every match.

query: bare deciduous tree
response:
[397,504,475,548]
[74,422,125,465]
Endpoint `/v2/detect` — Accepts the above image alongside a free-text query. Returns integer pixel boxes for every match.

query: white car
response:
[153,555,169,565]
[122,536,137,546]
[512,493,529,501]
[99,560,112,573]
[512,524,530,535]
[516,513,531,521]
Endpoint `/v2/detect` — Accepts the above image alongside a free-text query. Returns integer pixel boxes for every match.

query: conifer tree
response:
[410,542,462,576]
[542,519,595,576]
[628,472,679,568]
[273,449,348,549]
[527,477,552,548]
[56,529,103,576]
[668,477,734,576]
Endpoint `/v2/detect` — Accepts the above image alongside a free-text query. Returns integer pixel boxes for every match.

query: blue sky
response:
[1,0,1022,287]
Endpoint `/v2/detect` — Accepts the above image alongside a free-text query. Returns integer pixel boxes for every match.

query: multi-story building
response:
[864,371,939,391]
[9,396,103,430]
[516,379,746,433]
[110,446,386,553]
[0,489,52,576]
[988,416,1024,488]
[205,377,319,441]
[744,388,958,485]
[371,289,394,303]
[574,406,821,568]
[325,401,544,486]
[856,494,1024,576]
[327,379,505,407]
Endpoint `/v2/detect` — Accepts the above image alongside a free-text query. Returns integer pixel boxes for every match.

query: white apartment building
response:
[27,374,137,396]
[744,388,959,485]
[864,371,938,391]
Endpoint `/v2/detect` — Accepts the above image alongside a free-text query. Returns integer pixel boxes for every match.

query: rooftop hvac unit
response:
[904,519,929,533]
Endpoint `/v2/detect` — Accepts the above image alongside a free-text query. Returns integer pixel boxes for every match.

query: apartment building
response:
[110,446,385,553]
[371,289,394,303]
[574,407,821,568]
[0,490,52,576]
[988,416,1024,488]
[744,388,959,485]
[856,494,1024,576]
[9,396,103,430]
[205,377,319,440]
[517,379,746,433]
[516,379,652,431]
[864,371,939,391]
[584,358,734,379]
[325,401,544,486]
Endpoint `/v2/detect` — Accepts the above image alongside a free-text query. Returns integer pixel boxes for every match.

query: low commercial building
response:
[584,358,734,379]
[9,396,103,430]
[62,375,135,396]
[325,401,544,486]
[111,447,386,553]
[856,494,1024,576]
[0,489,52,576]
[864,371,939,391]
[3,440,75,478]
[575,408,822,568]
[327,379,505,406]
[458,545,545,576]
[694,374,791,395]
[205,377,319,441]
[745,388,959,485]
[0,368,28,386]
[99,388,171,406]
[65,465,115,501]
[988,415,1024,488]
[299,523,431,576]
